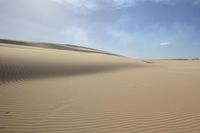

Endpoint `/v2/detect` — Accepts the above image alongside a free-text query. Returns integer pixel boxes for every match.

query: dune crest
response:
[0,40,145,82]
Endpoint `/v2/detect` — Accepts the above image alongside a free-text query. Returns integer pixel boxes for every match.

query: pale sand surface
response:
[1,42,200,133]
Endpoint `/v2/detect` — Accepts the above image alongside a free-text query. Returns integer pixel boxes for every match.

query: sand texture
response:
[1,40,200,133]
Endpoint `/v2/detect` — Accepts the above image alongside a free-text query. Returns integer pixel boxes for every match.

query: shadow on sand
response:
[0,62,144,83]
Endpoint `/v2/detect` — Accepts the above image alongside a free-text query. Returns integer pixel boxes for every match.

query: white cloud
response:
[106,27,135,47]
[160,42,170,46]
[51,0,100,11]
[112,0,134,6]
[112,0,174,7]
[50,0,63,4]
[61,26,91,45]
[50,0,175,12]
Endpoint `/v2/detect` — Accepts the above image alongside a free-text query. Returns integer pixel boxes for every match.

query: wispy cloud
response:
[50,0,175,12]
[112,0,174,7]
[160,42,170,46]
[61,26,91,45]
[51,0,100,12]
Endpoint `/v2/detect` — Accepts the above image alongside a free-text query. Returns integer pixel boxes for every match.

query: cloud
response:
[50,0,100,11]
[50,0,63,4]
[61,26,91,46]
[112,0,174,6]
[111,0,135,7]
[50,0,175,12]
[160,42,170,46]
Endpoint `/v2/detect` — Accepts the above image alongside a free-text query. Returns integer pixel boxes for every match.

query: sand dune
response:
[1,40,200,133]
[0,39,119,56]
[0,40,143,83]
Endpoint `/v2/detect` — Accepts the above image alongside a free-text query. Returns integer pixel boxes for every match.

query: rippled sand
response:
[1,40,200,133]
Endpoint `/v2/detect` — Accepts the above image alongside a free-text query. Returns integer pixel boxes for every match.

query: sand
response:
[1,40,200,133]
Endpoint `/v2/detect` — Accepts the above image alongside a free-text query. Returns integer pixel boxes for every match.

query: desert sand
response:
[1,40,200,133]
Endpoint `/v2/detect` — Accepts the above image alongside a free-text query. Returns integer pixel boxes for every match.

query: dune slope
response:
[1,40,200,133]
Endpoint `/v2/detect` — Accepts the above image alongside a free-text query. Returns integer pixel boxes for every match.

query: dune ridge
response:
[0,40,145,83]
[0,39,119,56]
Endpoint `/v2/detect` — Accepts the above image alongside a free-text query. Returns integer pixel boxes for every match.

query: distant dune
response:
[1,39,200,132]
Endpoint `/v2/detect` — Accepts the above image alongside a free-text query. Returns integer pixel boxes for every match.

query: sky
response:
[0,0,200,58]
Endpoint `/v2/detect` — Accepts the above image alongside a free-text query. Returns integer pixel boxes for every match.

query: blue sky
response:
[0,0,200,58]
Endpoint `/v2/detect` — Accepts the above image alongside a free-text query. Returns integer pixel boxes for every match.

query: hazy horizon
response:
[0,0,200,58]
